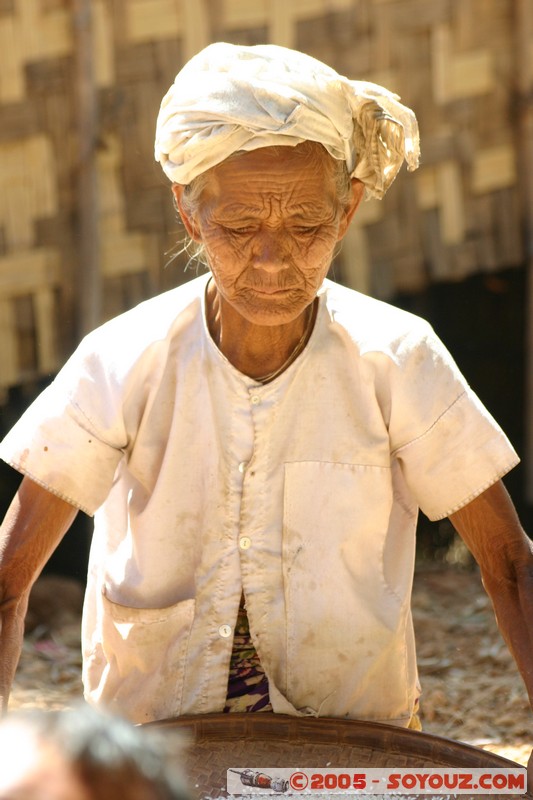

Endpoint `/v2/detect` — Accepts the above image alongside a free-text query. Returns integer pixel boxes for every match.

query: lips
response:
[247,285,300,295]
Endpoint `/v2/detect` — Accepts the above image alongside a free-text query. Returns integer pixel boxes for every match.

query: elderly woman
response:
[0,44,532,735]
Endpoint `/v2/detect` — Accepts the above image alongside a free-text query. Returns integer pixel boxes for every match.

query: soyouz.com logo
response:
[227,767,526,795]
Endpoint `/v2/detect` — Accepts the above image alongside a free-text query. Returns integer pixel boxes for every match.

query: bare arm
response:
[0,476,79,714]
[449,480,533,704]
[449,480,533,791]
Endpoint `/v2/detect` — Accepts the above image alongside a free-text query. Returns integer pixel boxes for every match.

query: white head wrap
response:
[154,42,420,200]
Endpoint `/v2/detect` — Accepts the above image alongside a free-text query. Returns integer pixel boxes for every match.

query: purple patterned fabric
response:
[224,601,272,713]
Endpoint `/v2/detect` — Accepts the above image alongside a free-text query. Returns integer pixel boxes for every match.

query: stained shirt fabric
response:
[0,274,519,725]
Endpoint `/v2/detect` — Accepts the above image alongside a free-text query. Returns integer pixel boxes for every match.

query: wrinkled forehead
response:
[214,141,338,178]
[188,142,342,206]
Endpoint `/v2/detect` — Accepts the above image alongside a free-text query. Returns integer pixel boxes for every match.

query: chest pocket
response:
[281,461,411,722]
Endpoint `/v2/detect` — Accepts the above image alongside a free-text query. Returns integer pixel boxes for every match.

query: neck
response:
[206,281,316,382]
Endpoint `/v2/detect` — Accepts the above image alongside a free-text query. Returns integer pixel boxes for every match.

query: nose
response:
[252,228,289,273]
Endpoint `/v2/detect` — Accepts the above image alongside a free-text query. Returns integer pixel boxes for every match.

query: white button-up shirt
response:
[0,275,519,724]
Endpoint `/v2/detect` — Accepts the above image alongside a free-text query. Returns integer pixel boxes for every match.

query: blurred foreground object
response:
[0,704,191,800]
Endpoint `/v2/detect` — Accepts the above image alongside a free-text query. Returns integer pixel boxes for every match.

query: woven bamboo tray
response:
[151,713,524,799]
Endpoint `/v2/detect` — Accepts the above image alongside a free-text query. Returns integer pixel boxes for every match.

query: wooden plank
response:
[204,0,224,42]
[116,42,158,83]
[0,187,32,250]
[0,299,18,389]
[223,0,269,30]
[392,252,427,294]
[431,23,452,104]
[33,7,72,59]
[73,0,101,336]
[352,197,384,227]
[40,0,68,10]
[126,0,182,44]
[132,82,165,184]
[449,241,478,281]
[438,161,465,246]
[27,136,58,217]
[97,134,123,218]
[25,55,71,95]
[17,0,40,64]
[41,94,74,158]
[124,188,168,232]
[450,49,493,99]
[269,0,295,48]
[182,0,210,62]
[516,0,533,500]
[383,0,450,31]
[34,288,57,373]
[143,232,163,290]
[493,188,523,267]
[472,194,498,271]
[367,215,402,261]
[13,295,35,375]
[454,0,477,51]
[153,38,184,85]
[369,259,394,300]
[417,132,456,166]
[471,144,517,195]
[416,167,439,210]
[0,15,25,103]
[368,70,397,93]
[0,132,57,247]
[94,0,115,87]
[0,249,60,296]
[102,275,124,322]
[339,225,370,295]
[100,212,124,236]
[371,5,392,72]
[101,231,148,277]
[122,270,150,309]
[431,23,493,102]
[293,0,352,17]
[422,208,450,280]
[0,103,40,141]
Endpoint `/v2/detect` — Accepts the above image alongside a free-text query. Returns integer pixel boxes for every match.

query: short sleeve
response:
[384,325,519,521]
[0,336,129,516]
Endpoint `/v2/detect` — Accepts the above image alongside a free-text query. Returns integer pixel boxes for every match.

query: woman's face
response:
[174,145,363,326]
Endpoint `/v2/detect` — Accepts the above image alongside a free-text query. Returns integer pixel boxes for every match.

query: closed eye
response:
[223,225,256,236]
[292,226,320,237]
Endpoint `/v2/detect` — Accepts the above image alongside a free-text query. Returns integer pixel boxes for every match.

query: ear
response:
[171,184,202,242]
[337,179,365,240]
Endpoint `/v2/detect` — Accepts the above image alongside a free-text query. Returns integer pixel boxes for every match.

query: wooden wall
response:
[0,0,528,397]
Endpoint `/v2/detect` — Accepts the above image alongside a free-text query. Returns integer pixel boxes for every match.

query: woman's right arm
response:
[0,476,79,714]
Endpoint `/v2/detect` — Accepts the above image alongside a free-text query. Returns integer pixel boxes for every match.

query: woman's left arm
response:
[449,480,533,792]
[449,480,533,705]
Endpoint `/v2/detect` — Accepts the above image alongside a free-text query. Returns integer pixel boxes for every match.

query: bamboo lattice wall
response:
[0,0,528,396]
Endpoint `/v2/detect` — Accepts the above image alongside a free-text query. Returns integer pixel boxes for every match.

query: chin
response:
[239,302,307,327]
[234,291,313,326]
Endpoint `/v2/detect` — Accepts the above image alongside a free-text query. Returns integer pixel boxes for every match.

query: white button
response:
[238,461,247,474]
[250,395,261,405]
[218,624,232,638]
[239,536,251,550]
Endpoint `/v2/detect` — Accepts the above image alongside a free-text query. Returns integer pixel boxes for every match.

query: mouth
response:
[249,286,300,296]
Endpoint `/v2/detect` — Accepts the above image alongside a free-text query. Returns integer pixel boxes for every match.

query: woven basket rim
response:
[149,712,519,769]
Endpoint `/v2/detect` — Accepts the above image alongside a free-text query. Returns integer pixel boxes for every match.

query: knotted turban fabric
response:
[155,42,420,200]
